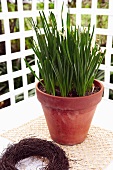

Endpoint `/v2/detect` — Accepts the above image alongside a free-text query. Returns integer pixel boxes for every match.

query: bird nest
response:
[0,138,69,170]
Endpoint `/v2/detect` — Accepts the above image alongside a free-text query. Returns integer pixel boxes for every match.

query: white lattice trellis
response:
[0,0,113,111]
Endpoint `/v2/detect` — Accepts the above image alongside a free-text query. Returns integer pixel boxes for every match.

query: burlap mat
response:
[0,115,113,170]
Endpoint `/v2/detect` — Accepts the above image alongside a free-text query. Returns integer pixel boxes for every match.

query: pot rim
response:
[36,79,104,100]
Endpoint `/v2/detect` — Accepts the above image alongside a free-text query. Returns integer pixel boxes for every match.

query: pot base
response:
[50,136,87,146]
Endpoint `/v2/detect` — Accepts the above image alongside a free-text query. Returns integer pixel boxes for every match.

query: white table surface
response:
[0,97,113,169]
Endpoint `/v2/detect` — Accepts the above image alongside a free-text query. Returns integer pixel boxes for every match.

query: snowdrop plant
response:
[25,10,106,97]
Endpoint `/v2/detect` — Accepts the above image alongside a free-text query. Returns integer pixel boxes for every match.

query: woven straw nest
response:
[0,138,69,170]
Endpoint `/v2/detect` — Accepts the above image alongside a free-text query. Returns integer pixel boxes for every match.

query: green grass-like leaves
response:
[24,11,106,97]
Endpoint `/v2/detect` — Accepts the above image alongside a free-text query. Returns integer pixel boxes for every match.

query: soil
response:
[38,83,100,97]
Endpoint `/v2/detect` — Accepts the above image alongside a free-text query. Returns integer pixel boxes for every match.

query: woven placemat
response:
[0,115,113,170]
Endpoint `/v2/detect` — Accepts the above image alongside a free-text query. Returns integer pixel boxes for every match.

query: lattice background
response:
[0,0,113,110]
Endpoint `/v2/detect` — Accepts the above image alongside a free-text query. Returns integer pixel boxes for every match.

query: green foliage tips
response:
[24,11,106,97]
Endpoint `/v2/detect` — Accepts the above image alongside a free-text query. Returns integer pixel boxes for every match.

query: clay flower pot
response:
[36,79,104,145]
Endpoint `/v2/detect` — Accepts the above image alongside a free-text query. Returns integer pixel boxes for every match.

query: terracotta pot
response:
[36,80,104,145]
